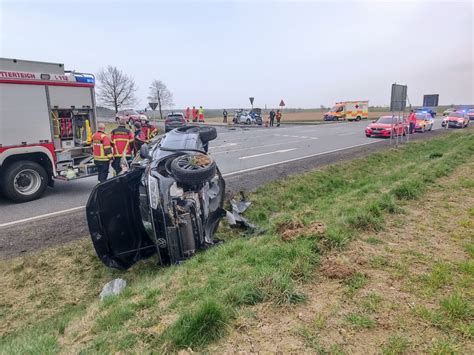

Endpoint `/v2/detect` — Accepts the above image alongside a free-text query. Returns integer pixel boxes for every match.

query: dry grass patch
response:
[212,160,474,353]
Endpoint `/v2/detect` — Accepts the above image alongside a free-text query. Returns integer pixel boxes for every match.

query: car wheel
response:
[1,161,48,202]
[170,153,217,186]
[356,116,362,121]
[198,126,217,143]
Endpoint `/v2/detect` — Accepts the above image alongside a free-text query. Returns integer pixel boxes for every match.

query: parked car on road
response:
[365,116,408,138]
[87,126,223,270]
[443,108,457,117]
[414,112,434,132]
[414,107,436,118]
[115,109,147,125]
[442,112,469,128]
[234,109,262,125]
[165,113,186,132]
[467,109,474,121]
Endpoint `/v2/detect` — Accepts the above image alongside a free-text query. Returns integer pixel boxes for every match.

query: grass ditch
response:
[1,130,473,353]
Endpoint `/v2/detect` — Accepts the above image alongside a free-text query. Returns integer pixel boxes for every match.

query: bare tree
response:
[148,79,174,119]
[96,66,137,113]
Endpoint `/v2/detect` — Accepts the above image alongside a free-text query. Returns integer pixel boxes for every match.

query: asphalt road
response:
[0,118,445,226]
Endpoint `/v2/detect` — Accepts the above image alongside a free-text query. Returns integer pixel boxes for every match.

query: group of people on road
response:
[268,109,282,127]
[185,106,205,122]
[92,118,157,183]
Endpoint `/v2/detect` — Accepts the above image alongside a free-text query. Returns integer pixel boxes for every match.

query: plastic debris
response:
[99,278,127,300]
[226,192,255,230]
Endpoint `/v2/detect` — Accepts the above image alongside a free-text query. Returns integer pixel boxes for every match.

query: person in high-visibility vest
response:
[185,107,191,122]
[192,106,198,122]
[111,118,134,175]
[92,123,113,183]
[133,122,146,155]
[140,119,158,143]
[198,106,205,122]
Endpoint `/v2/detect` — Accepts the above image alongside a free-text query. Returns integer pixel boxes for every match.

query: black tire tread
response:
[198,127,217,142]
[1,160,48,202]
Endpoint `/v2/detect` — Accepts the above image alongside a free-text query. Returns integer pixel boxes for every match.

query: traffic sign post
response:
[249,97,254,109]
[279,99,285,107]
[149,102,158,111]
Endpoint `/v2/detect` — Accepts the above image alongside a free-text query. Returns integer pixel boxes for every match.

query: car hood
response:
[367,123,392,129]
[447,116,464,121]
[86,169,156,270]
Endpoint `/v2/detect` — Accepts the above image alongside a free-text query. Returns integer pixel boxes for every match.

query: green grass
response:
[343,272,368,296]
[439,293,473,321]
[382,335,410,354]
[1,130,474,352]
[345,313,376,329]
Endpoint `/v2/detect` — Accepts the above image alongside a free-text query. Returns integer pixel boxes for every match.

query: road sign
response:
[279,99,285,107]
[149,102,158,110]
[423,94,439,107]
[390,84,407,111]
[249,97,254,105]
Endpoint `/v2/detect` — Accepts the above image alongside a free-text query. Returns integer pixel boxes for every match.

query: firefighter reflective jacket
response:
[92,131,113,161]
[111,125,134,157]
[142,124,158,142]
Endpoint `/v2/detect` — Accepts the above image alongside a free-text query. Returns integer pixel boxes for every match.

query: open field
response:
[1,130,473,353]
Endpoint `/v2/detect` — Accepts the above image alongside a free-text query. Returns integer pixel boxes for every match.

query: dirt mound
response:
[320,259,356,279]
[277,221,326,241]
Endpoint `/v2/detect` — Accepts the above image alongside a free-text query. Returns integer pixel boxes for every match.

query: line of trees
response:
[96,65,173,118]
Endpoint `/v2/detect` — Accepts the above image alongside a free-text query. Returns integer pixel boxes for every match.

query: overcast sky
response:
[1,0,473,109]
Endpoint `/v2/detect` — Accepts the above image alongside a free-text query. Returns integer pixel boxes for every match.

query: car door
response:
[86,169,157,269]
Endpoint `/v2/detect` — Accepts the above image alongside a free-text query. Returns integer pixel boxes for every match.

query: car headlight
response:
[148,174,160,209]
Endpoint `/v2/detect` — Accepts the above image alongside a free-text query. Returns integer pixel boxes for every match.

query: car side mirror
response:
[140,144,150,159]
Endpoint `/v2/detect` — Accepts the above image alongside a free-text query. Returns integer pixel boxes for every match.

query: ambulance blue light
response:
[75,75,95,84]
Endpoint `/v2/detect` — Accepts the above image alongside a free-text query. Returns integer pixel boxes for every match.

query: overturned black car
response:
[86,126,225,270]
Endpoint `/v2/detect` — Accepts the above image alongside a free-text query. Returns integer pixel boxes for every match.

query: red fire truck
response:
[0,58,99,202]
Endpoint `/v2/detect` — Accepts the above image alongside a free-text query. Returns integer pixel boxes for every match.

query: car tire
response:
[356,116,362,121]
[198,126,217,143]
[170,153,217,186]
[1,160,48,202]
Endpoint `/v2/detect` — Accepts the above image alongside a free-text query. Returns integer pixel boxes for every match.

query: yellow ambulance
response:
[324,101,369,121]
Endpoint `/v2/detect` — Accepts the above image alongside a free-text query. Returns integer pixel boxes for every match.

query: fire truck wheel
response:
[1,161,48,202]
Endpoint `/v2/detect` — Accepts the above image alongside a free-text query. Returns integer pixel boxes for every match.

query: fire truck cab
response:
[0,58,98,202]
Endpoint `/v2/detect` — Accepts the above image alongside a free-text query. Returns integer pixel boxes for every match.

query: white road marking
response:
[223,140,381,177]
[209,142,238,149]
[212,139,303,155]
[274,133,319,140]
[239,148,297,160]
[0,206,85,228]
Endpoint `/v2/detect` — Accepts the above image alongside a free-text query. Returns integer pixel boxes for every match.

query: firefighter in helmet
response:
[92,123,113,183]
[111,118,134,175]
